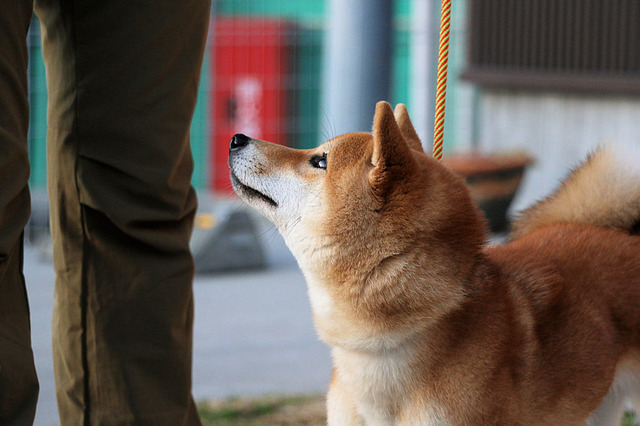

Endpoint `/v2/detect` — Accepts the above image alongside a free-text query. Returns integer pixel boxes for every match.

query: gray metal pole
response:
[320,0,394,138]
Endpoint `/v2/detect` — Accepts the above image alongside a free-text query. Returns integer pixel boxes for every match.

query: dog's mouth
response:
[230,172,278,208]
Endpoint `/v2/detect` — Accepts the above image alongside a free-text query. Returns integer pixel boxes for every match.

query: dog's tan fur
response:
[229,101,640,425]
[511,145,640,240]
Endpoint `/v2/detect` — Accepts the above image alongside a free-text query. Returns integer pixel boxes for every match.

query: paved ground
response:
[24,233,332,425]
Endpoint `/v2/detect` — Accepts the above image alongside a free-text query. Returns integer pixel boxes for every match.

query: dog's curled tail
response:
[511,143,640,240]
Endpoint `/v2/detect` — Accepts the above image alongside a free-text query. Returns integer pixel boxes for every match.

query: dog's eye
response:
[310,153,327,170]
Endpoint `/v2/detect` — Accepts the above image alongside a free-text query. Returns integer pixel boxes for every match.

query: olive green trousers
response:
[0,1,210,424]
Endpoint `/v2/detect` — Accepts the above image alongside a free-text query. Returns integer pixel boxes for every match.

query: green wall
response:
[288,28,324,149]
[28,19,48,190]
[393,0,413,109]
[216,0,325,22]
[190,53,210,190]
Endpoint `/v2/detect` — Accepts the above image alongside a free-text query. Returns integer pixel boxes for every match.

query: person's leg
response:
[34,0,210,424]
[0,2,40,424]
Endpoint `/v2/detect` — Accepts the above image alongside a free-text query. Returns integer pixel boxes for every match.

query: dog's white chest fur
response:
[334,347,410,424]
[305,271,447,424]
[332,345,446,425]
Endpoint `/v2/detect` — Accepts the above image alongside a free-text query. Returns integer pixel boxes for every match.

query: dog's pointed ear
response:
[370,101,416,194]
[394,103,424,153]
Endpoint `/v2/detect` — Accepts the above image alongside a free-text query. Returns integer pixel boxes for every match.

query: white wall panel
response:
[476,90,640,215]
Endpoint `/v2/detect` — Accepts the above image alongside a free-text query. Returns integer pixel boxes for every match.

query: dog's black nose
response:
[230,133,250,151]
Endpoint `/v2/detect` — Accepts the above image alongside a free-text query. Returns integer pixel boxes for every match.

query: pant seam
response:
[67,1,91,424]
[18,234,31,331]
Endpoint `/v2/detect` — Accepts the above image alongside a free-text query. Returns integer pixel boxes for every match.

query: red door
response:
[211,17,290,193]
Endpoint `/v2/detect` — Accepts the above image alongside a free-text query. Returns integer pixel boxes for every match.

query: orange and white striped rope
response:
[432,0,452,162]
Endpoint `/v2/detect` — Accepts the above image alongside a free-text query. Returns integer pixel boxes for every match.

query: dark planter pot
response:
[443,153,533,233]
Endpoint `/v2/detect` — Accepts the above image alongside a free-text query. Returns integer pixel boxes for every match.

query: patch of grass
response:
[622,410,639,426]
[198,394,326,425]
[199,396,636,425]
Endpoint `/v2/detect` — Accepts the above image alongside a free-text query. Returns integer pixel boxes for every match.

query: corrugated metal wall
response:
[465,0,640,93]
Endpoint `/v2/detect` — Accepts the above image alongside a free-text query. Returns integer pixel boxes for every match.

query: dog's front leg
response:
[327,368,364,425]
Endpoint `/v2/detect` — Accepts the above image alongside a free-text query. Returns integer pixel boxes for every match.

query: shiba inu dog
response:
[228,101,640,425]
